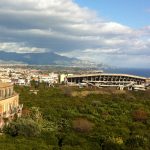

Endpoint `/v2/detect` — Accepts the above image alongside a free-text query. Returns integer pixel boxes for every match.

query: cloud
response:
[0,42,46,53]
[0,0,149,67]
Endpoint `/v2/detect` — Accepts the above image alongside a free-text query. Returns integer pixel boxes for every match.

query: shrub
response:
[3,118,41,137]
[41,131,58,145]
[132,109,148,123]
[102,141,123,150]
[22,108,30,117]
[63,133,85,146]
[72,118,94,132]
[63,88,73,97]
[125,135,146,149]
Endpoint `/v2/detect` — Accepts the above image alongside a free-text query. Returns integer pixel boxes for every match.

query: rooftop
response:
[67,73,147,80]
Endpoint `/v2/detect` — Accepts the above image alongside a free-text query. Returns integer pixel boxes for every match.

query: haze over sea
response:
[104,68,150,78]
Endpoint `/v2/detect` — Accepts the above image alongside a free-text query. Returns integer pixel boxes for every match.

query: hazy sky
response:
[0,0,149,68]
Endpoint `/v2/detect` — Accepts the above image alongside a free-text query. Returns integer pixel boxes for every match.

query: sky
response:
[75,0,150,28]
[0,0,149,68]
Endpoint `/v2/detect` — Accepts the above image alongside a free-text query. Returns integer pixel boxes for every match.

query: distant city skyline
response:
[0,0,149,68]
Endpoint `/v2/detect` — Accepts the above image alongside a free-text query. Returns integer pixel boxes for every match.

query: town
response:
[0,66,150,91]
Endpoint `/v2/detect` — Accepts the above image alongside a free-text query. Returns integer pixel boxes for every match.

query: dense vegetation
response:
[1,83,150,150]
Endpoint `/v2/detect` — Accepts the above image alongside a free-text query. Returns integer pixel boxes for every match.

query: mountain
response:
[0,51,77,65]
[0,51,111,69]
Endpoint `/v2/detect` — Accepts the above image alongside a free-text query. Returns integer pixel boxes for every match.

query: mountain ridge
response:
[0,51,77,65]
[0,51,111,69]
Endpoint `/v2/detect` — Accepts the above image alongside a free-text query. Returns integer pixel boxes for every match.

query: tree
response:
[3,118,41,137]
[30,107,43,123]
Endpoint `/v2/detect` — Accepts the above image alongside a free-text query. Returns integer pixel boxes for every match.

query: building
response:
[59,74,67,84]
[0,77,11,83]
[59,74,74,84]
[0,82,23,128]
[16,78,27,86]
[67,73,148,90]
[39,73,59,84]
[146,78,150,84]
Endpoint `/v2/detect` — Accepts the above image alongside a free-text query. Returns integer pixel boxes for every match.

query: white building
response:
[39,73,59,84]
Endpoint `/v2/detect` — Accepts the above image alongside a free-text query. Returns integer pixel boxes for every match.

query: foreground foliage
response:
[1,84,150,150]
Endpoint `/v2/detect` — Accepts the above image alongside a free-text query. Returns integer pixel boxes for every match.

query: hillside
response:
[0,51,77,65]
[1,85,150,150]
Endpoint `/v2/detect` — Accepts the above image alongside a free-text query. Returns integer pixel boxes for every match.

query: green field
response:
[1,84,150,150]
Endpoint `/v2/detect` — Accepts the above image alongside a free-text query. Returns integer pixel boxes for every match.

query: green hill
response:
[1,85,150,150]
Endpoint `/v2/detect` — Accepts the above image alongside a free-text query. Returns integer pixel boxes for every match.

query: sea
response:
[103,68,150,78]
